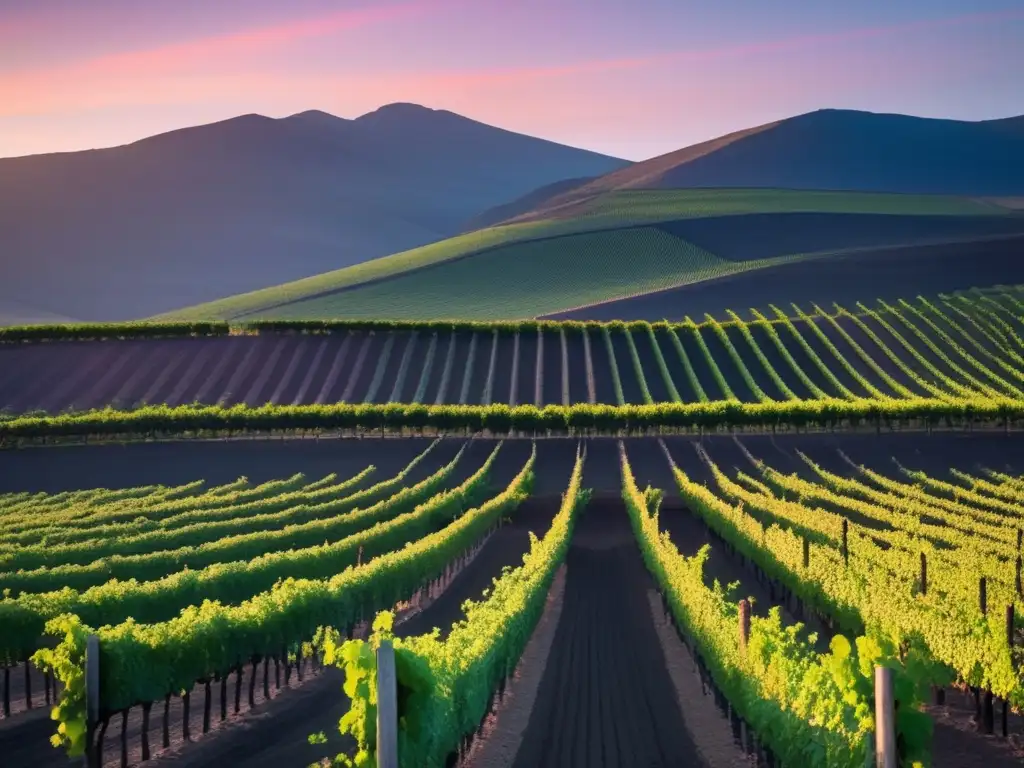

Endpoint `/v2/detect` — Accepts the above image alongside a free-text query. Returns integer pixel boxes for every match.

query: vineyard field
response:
[4,287,1024,416]
[3,433,1024,767]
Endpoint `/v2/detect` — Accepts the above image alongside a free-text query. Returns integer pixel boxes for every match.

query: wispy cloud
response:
[46,1,435,76]
[405,8,1024,89]
[0,1,443,116]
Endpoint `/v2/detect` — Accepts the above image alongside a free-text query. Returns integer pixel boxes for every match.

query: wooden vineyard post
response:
[1005,605,1015,737]
[1016,556,1022,598]
[376,640,399,768]
[84,634,100,768]
[919,553,927,596]
[980,577,988,616]
[802,537,810,569]
[738,599,751,653]
[841,519,849,565]
[874,666,896,768]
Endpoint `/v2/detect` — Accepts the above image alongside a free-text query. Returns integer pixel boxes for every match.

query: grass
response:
[159,189,1010,321]
[242,228,812,321]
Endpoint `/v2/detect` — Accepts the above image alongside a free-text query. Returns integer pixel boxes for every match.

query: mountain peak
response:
[285,109,348,121]
[353,102,448,127]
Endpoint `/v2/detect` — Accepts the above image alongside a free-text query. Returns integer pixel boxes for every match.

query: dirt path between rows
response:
[505,502,743,768]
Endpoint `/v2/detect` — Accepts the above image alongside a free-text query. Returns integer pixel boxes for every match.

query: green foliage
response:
[37,446,534,756]
[0,443,494,667]
[158,188,1005,322]
[3,395,1024,444]
[620,445,933,766]
[325,445,588,767]
[31,615,92,757]
[600,326,626,405]
[0,321,230,342]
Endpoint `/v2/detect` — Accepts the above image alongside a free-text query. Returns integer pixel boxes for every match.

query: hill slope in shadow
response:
[0,103,628,321]
[483,109,1024,226]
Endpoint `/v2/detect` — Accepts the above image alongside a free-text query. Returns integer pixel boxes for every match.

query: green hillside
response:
[160,188,1014,322]
[246,229,813,321]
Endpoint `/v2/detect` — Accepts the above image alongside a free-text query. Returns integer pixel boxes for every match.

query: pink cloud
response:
[56,1,437,77]
[401,8,1024,90]
[0,1,448,117]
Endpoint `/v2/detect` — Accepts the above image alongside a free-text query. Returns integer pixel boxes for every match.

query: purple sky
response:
[1,0,1022,160]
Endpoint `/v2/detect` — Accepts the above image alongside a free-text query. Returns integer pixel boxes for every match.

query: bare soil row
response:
[6,297,1021,417]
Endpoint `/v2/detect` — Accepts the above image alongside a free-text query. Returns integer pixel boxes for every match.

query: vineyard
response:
[3,282,1024,766]
[2,287,1024,426]
[0,433,1022,767]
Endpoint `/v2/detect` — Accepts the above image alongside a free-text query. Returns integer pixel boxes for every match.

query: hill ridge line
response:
[539,231,1024,320]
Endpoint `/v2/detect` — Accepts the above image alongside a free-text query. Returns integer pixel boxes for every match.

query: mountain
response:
[0,299,79,327]
[461,176,598,231]
[482,109,1024,226]
[0,104,628,321]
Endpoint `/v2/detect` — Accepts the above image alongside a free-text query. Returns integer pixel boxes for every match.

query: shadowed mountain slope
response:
[484,109,1024,226]
[0,103,628,321]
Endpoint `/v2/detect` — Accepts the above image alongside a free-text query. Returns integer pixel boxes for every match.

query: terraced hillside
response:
[157,189,1024,322]
[2,433,1023,768]
[4,286,1024,416]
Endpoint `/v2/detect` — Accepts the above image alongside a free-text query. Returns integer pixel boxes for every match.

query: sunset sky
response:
[2,0,1022,160]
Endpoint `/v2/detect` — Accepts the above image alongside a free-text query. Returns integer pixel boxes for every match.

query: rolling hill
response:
[163,188,1024,323]
[485,108,1024,224]
[0,103,628,322]
[162,108,1024,324]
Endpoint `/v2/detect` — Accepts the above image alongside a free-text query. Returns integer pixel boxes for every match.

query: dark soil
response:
[190,338,248,405]
[547,236,1024,322]
[633,330,673,403]
[73,341,151,410]
[881,309,977,388]
[939,307,1009,358]
[377,332,412,404]
[767,320,845,398]
[242,337,294,406]
[164,339,226,406]
[723,324,786,401]
[653,213,1024,262]
[266,337,310,405]
[0,345,51,406]
[510,499,706,768]
[609,330,647,404]
[214,336,266,406]
[38,343,122,413]
[698,325,757,402]
[514,331,537,407]
[786,317,873,397]
[345,331,386,404]
[540,329,562,407]
[675,326,726,401]
[565,332,589,405]
[897,307,1019,395]
[3,342,85,410]
[586,330,617,405]
[399,332,433,403]
[310,335,353,404]
[654,328,700,403]
[831,315,929,397]
[490,334,515,407]
[367,332,402,404]
[425,331,455,405]
[105,342,167,409]
[746,324,814,399]
[463,332,492,406]
[452,332,476,405]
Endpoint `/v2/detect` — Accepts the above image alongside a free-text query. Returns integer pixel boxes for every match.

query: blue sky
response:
[1,0,1022,159]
